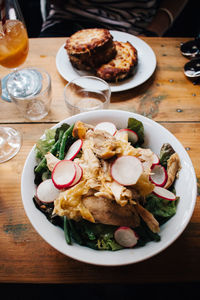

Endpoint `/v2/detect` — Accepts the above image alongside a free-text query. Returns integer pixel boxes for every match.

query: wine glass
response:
[0,0,33,162]
[0,0,42,100]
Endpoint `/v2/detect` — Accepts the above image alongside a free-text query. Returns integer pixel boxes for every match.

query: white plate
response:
[21,110,197,266]
[56,31,156,92]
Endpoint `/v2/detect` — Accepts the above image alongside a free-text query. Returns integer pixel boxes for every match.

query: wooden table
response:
[0,37,199,284]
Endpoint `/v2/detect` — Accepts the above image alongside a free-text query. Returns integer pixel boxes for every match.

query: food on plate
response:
[64,28,138,82]
[164,153,181,189]
[33,118,181,251]
[96,41,138,82]
[65,28,117,71]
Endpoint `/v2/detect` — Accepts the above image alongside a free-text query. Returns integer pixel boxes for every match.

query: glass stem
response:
[13,68,20,81]
[10,68,27,96]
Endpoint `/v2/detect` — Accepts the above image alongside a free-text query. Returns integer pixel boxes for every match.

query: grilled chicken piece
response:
[72,121,94,139]
[109,180,132,206]
[135,203,160,233]
[45,152,60,172]
[164,153,181,189]
[86,129,118,159]
[82,196,140,227]
[82,146,100,178]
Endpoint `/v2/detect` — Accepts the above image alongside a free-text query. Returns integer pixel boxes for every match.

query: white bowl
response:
[21,110,197,266]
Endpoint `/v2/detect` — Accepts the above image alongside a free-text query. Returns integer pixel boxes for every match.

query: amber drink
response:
[0,20,28,68]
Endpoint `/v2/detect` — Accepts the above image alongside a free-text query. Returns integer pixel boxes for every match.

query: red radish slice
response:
[68,163,83,187]
[52,160,76,189]
[114,227,138,248]
[152,153,160,166]
[94,122,117,135]
[64,139,83,160]
[115,128,138,144]
[36,179,60,203]
[111,156,143,186]
[153,186,176,201]
[114,130,128,141]
[150,164,168,187]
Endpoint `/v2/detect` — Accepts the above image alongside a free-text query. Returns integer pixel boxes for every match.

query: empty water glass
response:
[64,76,111,115]
[7,68,52,121]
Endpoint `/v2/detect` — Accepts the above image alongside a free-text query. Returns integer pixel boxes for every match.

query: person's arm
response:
[146,0,188,36]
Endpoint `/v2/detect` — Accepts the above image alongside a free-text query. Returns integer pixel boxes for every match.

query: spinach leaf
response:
[69,220,122,251]
[128,117,144,146]
[134,220,160,247]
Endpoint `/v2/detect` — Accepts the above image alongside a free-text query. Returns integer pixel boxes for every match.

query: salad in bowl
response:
[21,110,196,265]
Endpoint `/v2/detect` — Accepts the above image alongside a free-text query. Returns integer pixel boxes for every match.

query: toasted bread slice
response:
[65,28,116,71]
[96,41,138,82]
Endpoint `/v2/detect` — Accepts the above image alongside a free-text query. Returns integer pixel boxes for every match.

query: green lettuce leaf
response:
[145,193,178,224]
[127,117,144,145]
[97,232,122,251]
[159,143,175,168]
[35,128,56,160]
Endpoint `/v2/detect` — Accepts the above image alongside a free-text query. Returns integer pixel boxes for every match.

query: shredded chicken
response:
[45,152,60,172]
[80,139,100,178]
[164,153,181,189]
[109,180,132,206]
[72,121,94,139]
[53,121,157,227]
[136,203,160,233]
[86,129,118,159]
[134,174,154,197]
[137,148,155,174]
[53,181,95,222]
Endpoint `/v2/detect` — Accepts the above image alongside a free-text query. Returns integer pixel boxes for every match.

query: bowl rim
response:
[21,109,197,266]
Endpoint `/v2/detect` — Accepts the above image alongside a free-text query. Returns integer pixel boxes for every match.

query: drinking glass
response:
[7,68,52,121]
[0,0,33,162]
[0,0,43,101]
[64,76,111,115]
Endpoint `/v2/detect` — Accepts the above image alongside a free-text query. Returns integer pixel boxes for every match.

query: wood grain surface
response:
[0,37,199,284]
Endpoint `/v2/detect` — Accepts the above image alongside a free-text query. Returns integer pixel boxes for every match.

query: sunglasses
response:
[180,36,200,84]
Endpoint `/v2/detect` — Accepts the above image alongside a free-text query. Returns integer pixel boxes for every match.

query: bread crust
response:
[96,41,138,82]
[65,28,116,70]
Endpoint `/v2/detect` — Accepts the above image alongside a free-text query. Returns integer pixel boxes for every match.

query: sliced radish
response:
[116,128,138,144]
[114,227,138,248]
[111,156,143,186]
[150,164,168,187]
[153,186,176,201]
[52,160,76,189]
[94,122,117,136]
[64,139,83,160]
[68,163,83,187]
[114,130,128,142]
[36,179,60,203]
[152,153,160,166]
